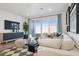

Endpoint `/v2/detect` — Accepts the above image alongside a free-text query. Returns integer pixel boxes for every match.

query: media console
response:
[0,32,23,42]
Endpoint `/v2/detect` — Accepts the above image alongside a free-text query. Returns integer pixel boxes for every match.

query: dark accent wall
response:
[66,7,70,32]
[76,4,79,33]
[67,3,79,34]
[70,3,76,13]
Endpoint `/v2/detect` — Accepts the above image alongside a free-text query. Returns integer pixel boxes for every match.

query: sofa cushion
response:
[34,46,75,56]
[61,35,74,50]
[38,38,62,49]
[74,39,79,50]
[68,32,79,50]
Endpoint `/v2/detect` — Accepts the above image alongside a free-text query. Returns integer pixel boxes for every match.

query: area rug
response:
[0,47,33,56]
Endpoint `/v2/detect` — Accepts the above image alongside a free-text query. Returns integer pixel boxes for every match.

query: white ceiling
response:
[0,3,68,18]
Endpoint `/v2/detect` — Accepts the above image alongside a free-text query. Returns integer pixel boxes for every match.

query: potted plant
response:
[23,21,28,39]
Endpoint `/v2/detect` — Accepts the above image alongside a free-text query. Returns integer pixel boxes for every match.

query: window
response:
[33,15,57,34]
[34,23,41,34]
[42,23,49,33]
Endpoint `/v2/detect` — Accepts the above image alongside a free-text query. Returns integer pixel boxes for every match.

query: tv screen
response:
[5,20,20,30]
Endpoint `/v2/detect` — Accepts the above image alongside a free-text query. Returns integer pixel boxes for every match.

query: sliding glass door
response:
[42,22,49,34]
[33,15,57,34]
[34,23,41,34]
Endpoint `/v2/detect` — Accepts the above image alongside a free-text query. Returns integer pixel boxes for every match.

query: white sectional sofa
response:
[34,46,78,56]
[61,34,74,50]
[38,38,63,49]
[38,33,75,50]
[67,32,79,50]
[35,33,79,56]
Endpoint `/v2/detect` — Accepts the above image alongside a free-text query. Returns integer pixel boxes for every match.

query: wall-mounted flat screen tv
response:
[4,20,20,30]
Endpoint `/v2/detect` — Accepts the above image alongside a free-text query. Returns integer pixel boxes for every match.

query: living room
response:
[0,3,79,56]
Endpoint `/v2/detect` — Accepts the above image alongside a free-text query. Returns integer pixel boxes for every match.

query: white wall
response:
[61,12,67,33]
[61,3,69,33]
[0,10,26,33]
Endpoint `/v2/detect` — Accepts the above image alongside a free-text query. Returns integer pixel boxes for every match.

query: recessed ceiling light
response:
[48,8,52,11]
[40,8,44,10]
